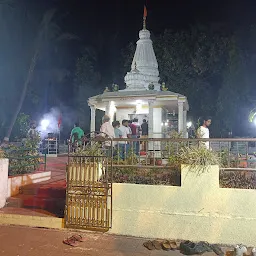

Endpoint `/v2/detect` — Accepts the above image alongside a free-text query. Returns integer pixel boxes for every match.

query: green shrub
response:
[5,134,41,175]
[171,145,221,175]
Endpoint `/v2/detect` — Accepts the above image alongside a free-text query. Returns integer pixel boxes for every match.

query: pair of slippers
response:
[143,240,179,251]
[63,234,86,247]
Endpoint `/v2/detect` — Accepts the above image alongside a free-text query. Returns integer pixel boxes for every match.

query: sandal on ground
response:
[176,241,181,250]
[170,240,178,250]
[152,240,162,250]
[71,234,86,242]
[162,240,171,251]
[211,244,224,256]
[143,241,155,250]
[63,237,79,247]
[225,250,234,256]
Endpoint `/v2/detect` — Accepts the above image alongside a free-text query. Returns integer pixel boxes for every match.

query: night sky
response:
[37,0,256,55]
[57,0,256,44]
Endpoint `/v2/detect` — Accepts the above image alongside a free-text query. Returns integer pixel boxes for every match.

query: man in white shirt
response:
[197,117,212,149]
[118,119,131,160]
[100,115,115,155]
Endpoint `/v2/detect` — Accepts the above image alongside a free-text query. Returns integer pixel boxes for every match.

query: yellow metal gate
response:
[65,153,112,231]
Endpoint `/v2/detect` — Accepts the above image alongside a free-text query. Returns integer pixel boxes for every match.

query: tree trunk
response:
[3,50,39,143]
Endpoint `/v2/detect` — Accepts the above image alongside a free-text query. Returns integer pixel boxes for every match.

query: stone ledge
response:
[0,213,64,229]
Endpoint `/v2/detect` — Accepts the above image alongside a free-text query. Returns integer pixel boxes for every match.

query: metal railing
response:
[4,147,47,176]
[68,137,256,188]
[68,137,256,170]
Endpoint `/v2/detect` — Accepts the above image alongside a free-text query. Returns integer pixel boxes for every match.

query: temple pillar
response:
[105,101,115,124]
[183,110,188,138]
[148,99,155,152]
[178,101,184,136]
[148,99,154,138]
[105,102,110,116]
[89,104,96,133]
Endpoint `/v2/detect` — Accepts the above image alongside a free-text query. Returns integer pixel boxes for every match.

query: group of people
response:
[100,115,148,159]
[69,115,212,154]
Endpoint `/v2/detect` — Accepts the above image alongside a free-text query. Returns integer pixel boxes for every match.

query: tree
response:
[74,47,101,130]
[153,26,230,120]
[12,112,30,140]
[2,6,76,143]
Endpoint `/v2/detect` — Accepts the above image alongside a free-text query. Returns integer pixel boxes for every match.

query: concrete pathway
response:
[0,225,230,256]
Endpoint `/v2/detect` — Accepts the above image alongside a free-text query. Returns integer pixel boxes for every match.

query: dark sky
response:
[54,0,256,48]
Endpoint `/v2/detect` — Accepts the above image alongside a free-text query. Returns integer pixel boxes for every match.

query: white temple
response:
[88,11,189,138]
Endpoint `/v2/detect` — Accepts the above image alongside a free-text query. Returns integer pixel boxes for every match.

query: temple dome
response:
[124,24,160,91]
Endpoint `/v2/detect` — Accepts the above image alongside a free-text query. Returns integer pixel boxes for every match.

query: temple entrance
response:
[64,141,112,231]
[128,114,148,124]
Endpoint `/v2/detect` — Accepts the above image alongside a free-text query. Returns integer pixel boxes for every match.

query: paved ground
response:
[0,225,228,256]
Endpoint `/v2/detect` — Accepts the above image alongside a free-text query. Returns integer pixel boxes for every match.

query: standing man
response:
[112,121,122,139]
[119,120,131,160]
[141,119,148,151]
[100,115,115,156]
[130,118,141,155]
[197,117,212,149]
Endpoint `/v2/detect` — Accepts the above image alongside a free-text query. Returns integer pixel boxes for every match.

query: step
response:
[20,180,66,196]
[22,196,65,217]
[6,197,23,208]
[36,187,66,198]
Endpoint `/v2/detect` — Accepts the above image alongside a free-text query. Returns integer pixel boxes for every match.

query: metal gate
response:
[65,139,112,231]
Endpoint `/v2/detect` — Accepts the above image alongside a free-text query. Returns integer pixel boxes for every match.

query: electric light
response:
[41,119,50,130]
[187,121,192,128]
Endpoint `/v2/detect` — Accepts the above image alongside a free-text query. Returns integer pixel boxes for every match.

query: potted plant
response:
[0,148,9,208]
[175,145,221,175]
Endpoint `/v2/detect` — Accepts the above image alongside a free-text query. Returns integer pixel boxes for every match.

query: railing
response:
[4,147,47,176]
[68,137,256,169]
[110,138,256,169]
[69,137,256,188]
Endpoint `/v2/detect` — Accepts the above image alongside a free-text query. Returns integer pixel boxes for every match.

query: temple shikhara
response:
[88,8,189,138]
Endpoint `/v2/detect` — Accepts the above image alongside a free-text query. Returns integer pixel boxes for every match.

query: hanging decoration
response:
[148,82,154,90]
[161,82,168,91]
[104,87,110,93]
[112,84,119,92]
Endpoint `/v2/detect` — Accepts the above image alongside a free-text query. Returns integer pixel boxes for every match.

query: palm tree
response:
[3,8,76,143]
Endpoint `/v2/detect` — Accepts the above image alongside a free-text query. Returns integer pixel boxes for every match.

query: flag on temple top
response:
[58,115,62,129]
[144,5,147,18]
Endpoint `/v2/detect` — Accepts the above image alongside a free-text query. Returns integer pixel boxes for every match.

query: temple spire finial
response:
[143,5,147,30]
